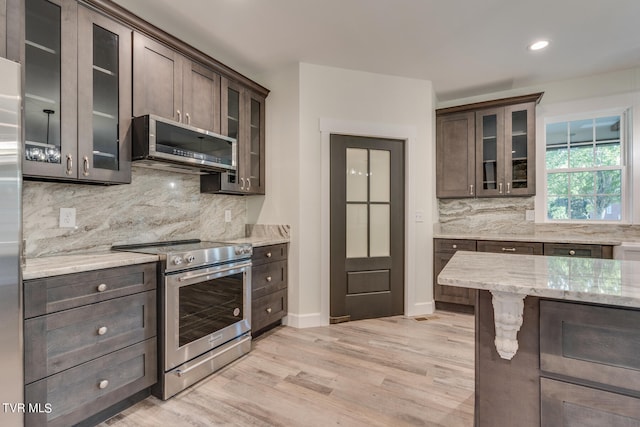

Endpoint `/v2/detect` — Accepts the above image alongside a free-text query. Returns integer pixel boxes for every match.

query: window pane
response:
[570,119,593,144]
[595,142,620,166]
[346,204,367,258]
[547,197,568,220]
[346,148,367,202]
[570,197,594,220]
[569,145,594,168]
[546,147,568,169]
[570,172,595,195]
[370,149,390,203]
[546,122,567,146]
[547,173,568,196]
[370,204,390,257]
[596,170,621,195]
[595,116,620,141]
[595,196,621,220]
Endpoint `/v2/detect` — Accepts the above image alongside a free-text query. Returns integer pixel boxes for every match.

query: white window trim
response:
[535,92,639,224]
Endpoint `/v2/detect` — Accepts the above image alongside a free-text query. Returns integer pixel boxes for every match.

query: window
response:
[545,112,627,222]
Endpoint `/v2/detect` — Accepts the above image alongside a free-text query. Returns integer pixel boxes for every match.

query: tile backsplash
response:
[438,197,640,240]
[23,166,247,257]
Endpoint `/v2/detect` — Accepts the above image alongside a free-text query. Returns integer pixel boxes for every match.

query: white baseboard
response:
[406,301,435,317]
[283,312,324,329]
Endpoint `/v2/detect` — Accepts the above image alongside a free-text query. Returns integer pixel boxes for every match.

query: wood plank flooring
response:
[101,311,474,427]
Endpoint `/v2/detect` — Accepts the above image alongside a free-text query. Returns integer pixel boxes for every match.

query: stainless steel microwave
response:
[132,115,236,174]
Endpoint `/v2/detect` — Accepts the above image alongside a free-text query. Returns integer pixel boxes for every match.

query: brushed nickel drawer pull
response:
[502,247,517,252]
[266,276,272,282]
[498,182,503,194]
[569,250,576,256]
[185,112,190,125]
[266,252,272,258]
[98,380,109,389]
[266,307,272,314]
[66,154,73,175]
[83,156,90,176]
[97,326,108,336]
[506,182,511,194]
[177,110,181,122]
[97,283,108,292]
[469,184,474,196]
[240,177,245,190]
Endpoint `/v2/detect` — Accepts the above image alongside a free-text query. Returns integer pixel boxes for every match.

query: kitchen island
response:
[438,251,640,427]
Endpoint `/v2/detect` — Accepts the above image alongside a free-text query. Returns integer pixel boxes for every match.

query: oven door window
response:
[179,272,244,347]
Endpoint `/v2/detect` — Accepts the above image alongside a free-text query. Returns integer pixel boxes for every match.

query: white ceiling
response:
[112,0,640,102]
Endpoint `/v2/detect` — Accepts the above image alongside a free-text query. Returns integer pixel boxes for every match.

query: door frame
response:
[319,118,421,325]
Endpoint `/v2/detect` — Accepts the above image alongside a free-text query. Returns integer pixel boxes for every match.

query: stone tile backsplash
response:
[23,166,247,257]
[438,197,640,240]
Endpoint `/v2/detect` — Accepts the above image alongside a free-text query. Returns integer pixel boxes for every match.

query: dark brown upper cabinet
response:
[19,0,132,184]
[436,93,542,198]
[132,32,221,134]
[201,77,265,195]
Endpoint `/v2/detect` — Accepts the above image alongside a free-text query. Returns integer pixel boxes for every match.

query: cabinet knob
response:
[266,307,272,314]
[97,283,108,292]
[97,326,108,336]
[98,380,109,390]
[266,252,272,258]
[266,276,272,282]
[569,250,576,256]
[452,244,457,249]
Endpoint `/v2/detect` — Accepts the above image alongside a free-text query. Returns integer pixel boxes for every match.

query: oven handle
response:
[174,334,251,377]
[177,261,252,282]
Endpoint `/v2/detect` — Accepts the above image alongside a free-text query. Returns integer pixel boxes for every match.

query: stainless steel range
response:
[113,239,252,399]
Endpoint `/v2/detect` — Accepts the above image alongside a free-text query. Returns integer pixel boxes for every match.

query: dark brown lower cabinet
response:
[23,263,158,426]
[476,290,640,427]
[434,238,613,311]
[251,244,288,336]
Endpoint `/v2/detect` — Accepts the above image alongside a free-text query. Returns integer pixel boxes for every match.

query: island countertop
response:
[438,251,640,309]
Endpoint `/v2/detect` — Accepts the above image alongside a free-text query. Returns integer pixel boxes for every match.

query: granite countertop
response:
[438,251,640,309]
[433,230,625,246]
[23,251,160,280]
[23,237,290,280]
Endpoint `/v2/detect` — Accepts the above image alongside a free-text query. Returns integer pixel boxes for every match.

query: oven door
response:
[164,260,251,371]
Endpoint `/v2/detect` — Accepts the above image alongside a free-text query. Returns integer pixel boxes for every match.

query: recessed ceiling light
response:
[528,40,550,51]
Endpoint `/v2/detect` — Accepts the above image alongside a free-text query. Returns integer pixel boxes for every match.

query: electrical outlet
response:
[415,210,424,223]
[525,210,535,221]
[59,208,76,228]
[224,209,232,223]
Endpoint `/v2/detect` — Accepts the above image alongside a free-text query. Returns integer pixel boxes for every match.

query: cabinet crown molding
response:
[436,92,544,116]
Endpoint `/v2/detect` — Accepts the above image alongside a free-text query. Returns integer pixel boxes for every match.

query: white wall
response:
[250,63,435,327]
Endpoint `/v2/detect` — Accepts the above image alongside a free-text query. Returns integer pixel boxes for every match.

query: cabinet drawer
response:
[252,289,287,333]
[251,244,288,266]
[25,291,156,384]
[477,240,543,255]
[541,378,640,427]
[25,262,157,318]
[25,337,157,427]
[434,239,476,253]
[252,260,287,299]
[540,300,640,393]
[543,243,603,258]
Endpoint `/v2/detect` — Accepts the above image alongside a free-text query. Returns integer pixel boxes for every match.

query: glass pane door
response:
[24,0,61,165]
[92,24,119,171]
[510,109,528,189]
[481,114,498,191]
[345,148,391,259]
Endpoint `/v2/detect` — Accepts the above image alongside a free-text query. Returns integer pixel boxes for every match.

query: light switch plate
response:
[415,210,424,223]
[224,209,232,223]
[59,208,76,228]
[525,210,535,221]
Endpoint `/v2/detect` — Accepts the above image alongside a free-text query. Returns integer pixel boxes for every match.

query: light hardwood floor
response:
[101,311,474,427]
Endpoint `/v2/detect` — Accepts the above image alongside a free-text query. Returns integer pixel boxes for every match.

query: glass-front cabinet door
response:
[475,103,535,197]
[23,0,76,179]
[23,0,131,183]
[247,92,265,194]
[476,108,504,197]
[505,103,535,196]
[77,5,131,183]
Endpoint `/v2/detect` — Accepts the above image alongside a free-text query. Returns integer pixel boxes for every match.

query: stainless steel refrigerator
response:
[0,56,24,427]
